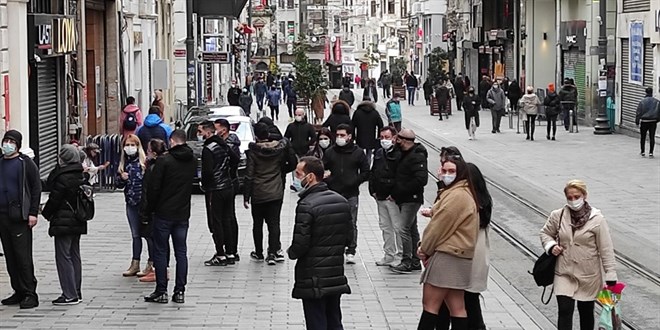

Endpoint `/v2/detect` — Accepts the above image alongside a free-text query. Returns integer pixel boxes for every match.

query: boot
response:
[418,310,438,330]
[122,260,140,277]
[137,261,154,277]
[450,316,469,330]
[139,271,156,282]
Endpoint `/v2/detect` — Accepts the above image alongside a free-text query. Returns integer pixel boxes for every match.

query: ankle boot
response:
[450,316,468,330]
[418,310,438,330]
[122,260,140,277]
[137,261,154,277]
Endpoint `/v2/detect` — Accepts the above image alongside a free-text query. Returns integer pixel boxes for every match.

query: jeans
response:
[302,295,344,330]
[640,121,657,154]
[376,200,402,261]
[395,202,421,264]
[546,114,558,137]
[490,109,502,132]
[345,196,359,255]
[256,95,265,111]
[525,115,537,139]
[557,295,595,330]
[0,215,38,297]
[407,87,416,105]
[251,199,283,255]
[205,189,236,257]
[437,291,485,330]
[153,216,189,294]
[270,106,280,120]
[54,235,82,300]
[126,204,144,260]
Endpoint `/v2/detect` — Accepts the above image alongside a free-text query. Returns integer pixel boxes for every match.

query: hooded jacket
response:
[351,102,384,150]
[146,143,196,220]
[544,92,562,116]
[288,182,352,300]
[227,86,242,106]
[244,140,289,204]
[519,93,541,117]
[338,88,355,107]
[558,84,578,103]
[507,82,522,101]
[635,96,660,125]
[258,117,284,140]
[120,104,143,136]
[42,163,87,237]
[284,120,316,156]
[322,141,369,198]
[323,101,352,134]
[201,135,238,192]
[391,143,428,204]
[136,114,173,152]
[116,155,144,206]
[486,86,507,111]
[368,146,401,200]
[0,154,41,220]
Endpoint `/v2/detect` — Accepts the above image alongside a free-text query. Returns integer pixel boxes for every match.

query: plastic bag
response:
[597,283,625,330]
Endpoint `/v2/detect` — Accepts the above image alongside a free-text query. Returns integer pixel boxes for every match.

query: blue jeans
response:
[153,216,189,294]
[345,196,359,255]
[407,87,416,105]
[126,204,144,260]
[302,295,344,330]
[395,203,421,264]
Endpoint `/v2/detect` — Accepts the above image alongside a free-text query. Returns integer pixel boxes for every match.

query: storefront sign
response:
[30,14,77,56]
[559,21,586,51]
[629,21,643,85]
[52,17,76,54]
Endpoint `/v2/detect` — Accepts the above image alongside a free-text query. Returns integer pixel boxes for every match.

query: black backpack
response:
[67,184,96,221]
[123,110,138,131]
[530,209,564,304]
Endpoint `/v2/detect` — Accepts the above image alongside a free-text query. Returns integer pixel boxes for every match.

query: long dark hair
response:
[441,154,479,210]
[467,163,492,228]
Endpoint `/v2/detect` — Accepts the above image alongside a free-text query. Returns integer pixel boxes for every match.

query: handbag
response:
[530,209,564,304]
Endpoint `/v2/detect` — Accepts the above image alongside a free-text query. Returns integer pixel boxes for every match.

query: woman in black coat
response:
[507,80,523,115]
[423,80,434,105]
[322,100,352,134]
[42,144,86,305]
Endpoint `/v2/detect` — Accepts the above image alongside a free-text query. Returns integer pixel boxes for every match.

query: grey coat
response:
[486,88,507,111]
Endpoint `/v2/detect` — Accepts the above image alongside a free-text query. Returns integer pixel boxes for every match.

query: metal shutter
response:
[36,58,60,179]
[562,50,586,119]
[504,43,514,80]
[622,0,650,13]
[620,39,653,132]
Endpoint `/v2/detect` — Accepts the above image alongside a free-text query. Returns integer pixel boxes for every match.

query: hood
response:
[331,100,351,115]
[47,163,83,187]
[144,114,163,127]
[356,102,375,112]
[124,104,140,113]
[562,85,576,92]
[521,93,537,100]
[248,140,286,158]
[258,117,275,127]
[170,144,194,161]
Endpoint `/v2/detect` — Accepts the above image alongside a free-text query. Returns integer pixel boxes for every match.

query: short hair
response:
[393,92,400,98]
[564,179,588,196]
[126,96,136,104]
[645,87,653,97]
[299,156,324,180]
[336,123,352,135]
[214,118,230,130]
[380,126,397,136]
[170,129,187,144]
[199,120,215,132]
[149,106,161,115]
[148,139,167,156]
[253,122,270,140]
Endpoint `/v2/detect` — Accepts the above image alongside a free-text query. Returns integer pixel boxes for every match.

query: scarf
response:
[569,201,592,229]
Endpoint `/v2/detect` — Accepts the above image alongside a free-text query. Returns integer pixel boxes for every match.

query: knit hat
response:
[548,83,555,93]
[59,144,81,164]
[2,130,22,149]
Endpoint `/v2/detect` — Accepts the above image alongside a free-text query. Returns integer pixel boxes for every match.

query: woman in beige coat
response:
[518,86,541,140]
[540,179,617,330]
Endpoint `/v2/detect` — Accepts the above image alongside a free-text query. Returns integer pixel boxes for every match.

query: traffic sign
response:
[197,51,230,64]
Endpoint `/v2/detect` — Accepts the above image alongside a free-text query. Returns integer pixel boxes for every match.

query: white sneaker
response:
[468,135,473,140]
[346,254,356,264]
[376,257,395,266]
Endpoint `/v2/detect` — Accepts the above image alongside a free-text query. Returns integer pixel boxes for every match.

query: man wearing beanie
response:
[0,130,42,309]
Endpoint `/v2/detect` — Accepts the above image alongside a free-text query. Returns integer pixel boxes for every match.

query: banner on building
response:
[629,21,643,85]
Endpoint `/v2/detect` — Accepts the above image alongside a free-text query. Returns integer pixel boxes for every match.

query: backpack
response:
[122,107,139,131]
[530,209,563,304]
[67,184,96,221]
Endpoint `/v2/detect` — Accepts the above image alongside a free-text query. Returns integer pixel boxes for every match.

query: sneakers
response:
[266,254,276,265]
[172,291,185,304]
[411,262,422,271]
[204,256,228,266]
[52,296,80,306]
[1,293,24,305]
[641,152,646,157]
[19,295,39,309]
[390,262,412,274]
[650,154,655,159]
[226,254,236,265]
[250,251,265,261]
[375,257,396,267]
[274,251,285,262]
[144,292,168,303]
[345,254,356,265]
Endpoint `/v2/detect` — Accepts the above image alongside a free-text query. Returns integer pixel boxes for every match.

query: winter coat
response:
[136,114,173,152]
[267,89,281,107]
[288,182,352,300]
[42,163,87,237]
[146,144,196,220]
[0,154,41,220]
[540,206,617,301]
[486,87,507,111]
[116,155,144,206]
[255,81,268,97]
[507,82,522,102]
[391,143,428,204]
[518,93,541,120]
[322,114,351,134]
[258,117,284,140]
[385,100,402,123]
[463,94,480,117]
[435,85,450,105]
[543,92,562,117]
[239,93,253,114]
[453,79,466,98]
[284,120,317,156]
[244,140,289,204]
[363,85,378,102]
[351,102,384,150]
[478,80,492,108]
[380,73,392,86]
[423,81,433,100]
[635,96,660,125]
[368,147,401,200]
[467,227,490,293]
[338,88,355,107]
[120,104,143,137]
[558,85,578,104]
[322,142,369,198]
[227,87,242,106]
[201,135,239,192]
[405,75,418,88]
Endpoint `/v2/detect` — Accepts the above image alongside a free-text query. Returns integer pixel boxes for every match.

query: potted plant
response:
[390,57,408,99]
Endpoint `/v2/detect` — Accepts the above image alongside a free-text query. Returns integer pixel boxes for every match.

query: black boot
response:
[418,310,438,330]
[450,316,469,330]
[435,303,451,330]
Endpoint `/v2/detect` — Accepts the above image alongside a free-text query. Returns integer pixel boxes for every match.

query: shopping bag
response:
[597,283,625,330]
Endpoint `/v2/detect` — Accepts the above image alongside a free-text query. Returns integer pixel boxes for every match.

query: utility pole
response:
[593,0,611,134]
[186,0,197,109]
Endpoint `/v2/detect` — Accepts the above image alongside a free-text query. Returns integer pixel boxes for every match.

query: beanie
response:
[547,83,555,93]
[59,144,81,164]
[2,130,23,149]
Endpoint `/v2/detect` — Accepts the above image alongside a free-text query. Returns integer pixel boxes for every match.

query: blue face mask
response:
[1,142,17,156]
[294,173,312,193]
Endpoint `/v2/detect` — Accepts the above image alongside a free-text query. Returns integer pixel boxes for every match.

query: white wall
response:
[527,0,556,90]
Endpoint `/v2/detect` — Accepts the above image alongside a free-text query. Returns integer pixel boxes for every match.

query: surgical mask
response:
[442,174,456,186]
[335,138,347,147]
[380,139,393,150]
[319,139,330,149]
[1,142,17,155]
[294,173,312,194]
[567,197,584,211]
[493,84,499,89]
[295,115,303,122]
[124,146,138,156]
[197,134,205,142]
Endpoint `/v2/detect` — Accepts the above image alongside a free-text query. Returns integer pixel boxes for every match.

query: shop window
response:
[388,0,394,14]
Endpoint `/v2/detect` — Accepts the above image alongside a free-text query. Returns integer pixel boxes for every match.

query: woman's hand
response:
[120,172,129,181]
[551,245,564,256]
[420,207,432,218]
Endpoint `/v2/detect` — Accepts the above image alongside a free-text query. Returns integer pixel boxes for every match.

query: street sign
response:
[174,49,186,57]
[197,51,230,64]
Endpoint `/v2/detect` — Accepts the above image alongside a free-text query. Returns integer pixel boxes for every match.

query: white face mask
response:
[124,146,138,156]
[295,115,304,122]
[442,174,456,186]
[1,142,17,155]
[567,197,584,211]
[335,137,347,147]
[197,135,205,142]
[319,139,330,149]
[380,139,393,150]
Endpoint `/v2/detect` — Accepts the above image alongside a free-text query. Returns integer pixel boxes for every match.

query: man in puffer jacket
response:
[288,156,352,329]
[636,87,660,157]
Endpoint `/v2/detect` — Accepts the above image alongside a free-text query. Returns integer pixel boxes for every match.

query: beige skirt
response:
[420,252,473,290]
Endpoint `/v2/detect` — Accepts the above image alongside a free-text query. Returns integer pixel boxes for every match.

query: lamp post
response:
[185,0,196,109]
[593,0,611,134]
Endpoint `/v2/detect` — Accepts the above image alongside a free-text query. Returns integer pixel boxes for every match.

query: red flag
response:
[325,38,331,62]
[334,37,342,64]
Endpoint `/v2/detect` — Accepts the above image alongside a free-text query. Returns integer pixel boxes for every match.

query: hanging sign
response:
[629,21,643,85]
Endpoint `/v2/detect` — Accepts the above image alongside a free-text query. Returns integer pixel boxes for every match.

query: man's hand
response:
[28,215,38,228]
[243,200,250,209]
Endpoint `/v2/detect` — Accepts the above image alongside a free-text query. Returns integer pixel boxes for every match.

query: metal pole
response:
[593,0,611,134]
[247,0,252,74]
[185,0,196,109]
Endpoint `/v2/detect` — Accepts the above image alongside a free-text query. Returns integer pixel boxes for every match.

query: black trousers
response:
[287,100,296,118]
[205,189,237,256]
[270,106,280,120]
[557,295,595,330]
[0,216,38,297]
[547,114,558,137]
[436,291,485,330]
[302,295,344,330]
[251,199,283,255]
[640,121,657,154]
[456,96,464,111]
[525,115,537,139]
[464,111,480,130]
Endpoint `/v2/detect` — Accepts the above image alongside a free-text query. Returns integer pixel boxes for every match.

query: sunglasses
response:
[398,136,415,142]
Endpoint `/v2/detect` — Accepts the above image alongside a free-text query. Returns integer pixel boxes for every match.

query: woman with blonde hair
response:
[540,180,617,330]
[518,86,541,140]
[116,134,149,277]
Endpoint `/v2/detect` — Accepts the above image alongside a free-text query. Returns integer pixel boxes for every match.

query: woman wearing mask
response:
[540,180,617,330]
[417,153,479,330]
[82,143,110,186]
[462,87,481,140]
[544,83,561,140]
[116,135,148,277]
[518,86,541,141]
[307,127,334,159]
[42,144,87,305]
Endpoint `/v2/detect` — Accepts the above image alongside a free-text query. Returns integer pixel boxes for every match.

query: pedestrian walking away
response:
[136,106,173,152]
[386,93,403,132]
[423,79,434,106]
[486,81,506,133]
[558,79,578,131]
[42,144,87,306]
[254,78,268,113]
[322,124,369,264]
[635,87,659,158]
[363,79,379,103]
[258,117,284,141]
[519,86,541,141]
[143,130,196,304]
[352,101,384,162]
[390,129,427,274]
[239,88,253,117]
[322,100,352,134]
[405,73,419,106]
[151,90,166,119]
[507,80,522,118]
[284,81,297,120]
[380,70,392,99]
[435,82,450,121]
[463,87,480,140]
[0,130,41,309]
[453,76,466,111]
[120,96,143,139]
[540,179,617,330]
[288,156,352,330]
[544,83,561,140]
[267,86,282,120]
[478,76,492,110]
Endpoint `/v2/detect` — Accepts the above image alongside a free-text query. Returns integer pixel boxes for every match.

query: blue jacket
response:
[267,89,281,106]
[386,100,402,123]
[255,81,268,97]
[136,114,173,152]
[116,156,144,206]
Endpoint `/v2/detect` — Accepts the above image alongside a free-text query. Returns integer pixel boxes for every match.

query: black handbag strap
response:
[541,286,554,305]
[556,208,564,245]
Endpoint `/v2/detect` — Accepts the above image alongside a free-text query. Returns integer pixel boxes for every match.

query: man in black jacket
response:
[351,102,384,162]
[369,127,402,267]
[322,123,369,264]
[0,130,41,309]
[227,80,242,106]
[558,78,578,131]
[636,87,660,157]
[198,121,239,267]
[144,129,196,304]
[390,129,428,273]
[288,156,352,329]
[338,83,355,108]
[244,123,295,264]
[284,108,316,157]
